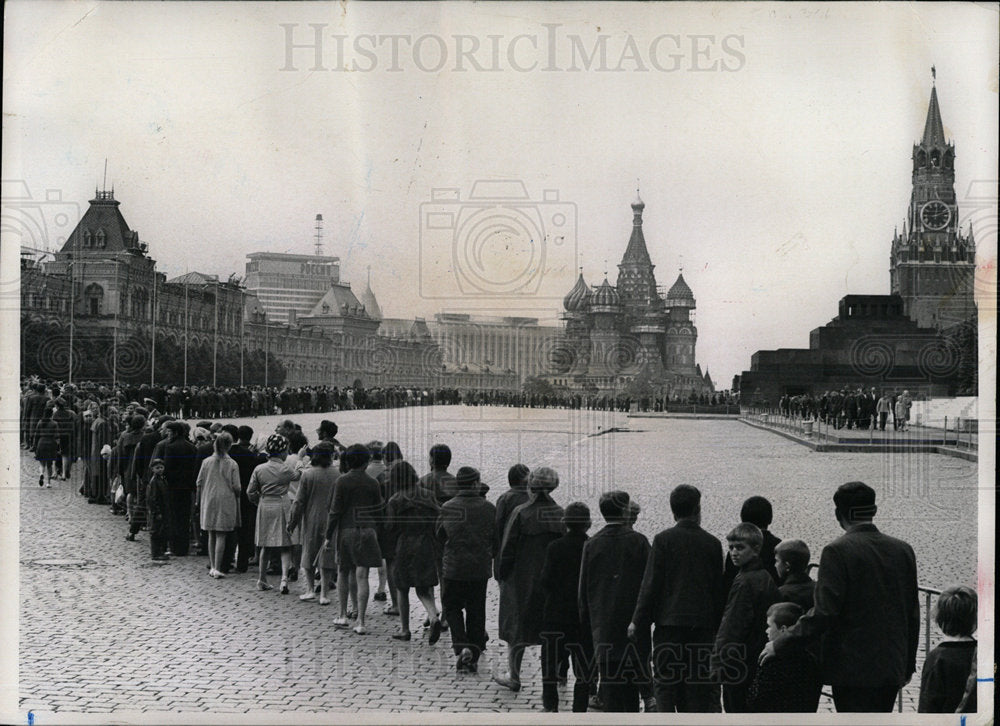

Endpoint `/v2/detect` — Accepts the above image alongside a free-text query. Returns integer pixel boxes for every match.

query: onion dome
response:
[631,188,645,213]
[591,277,621,308]
[563,272,590,312]
[665,272,695,307]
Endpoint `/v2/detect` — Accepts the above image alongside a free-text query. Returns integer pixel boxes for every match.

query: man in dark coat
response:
[629,484,724,713]
[22,383,49,450]
[436,466,497,673]
[89,403,116,504]
[230,425,266,573]
[760,481,919,712]
[579,490,650,713]
[151,421,199,556]
[419,443,457,505]
[125,416,171,540]
[77,408,95,496]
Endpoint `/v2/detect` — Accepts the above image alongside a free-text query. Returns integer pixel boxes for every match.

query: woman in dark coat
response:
[34,407,60,488]
[384,460,441,641]
[494,467,565,691]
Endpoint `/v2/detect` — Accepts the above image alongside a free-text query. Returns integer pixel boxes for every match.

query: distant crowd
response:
[770,388,915,431]
[21,378,736,425]
[20,378,976,714]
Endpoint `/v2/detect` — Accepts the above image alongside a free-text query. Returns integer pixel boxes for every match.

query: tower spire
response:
[921,82,946,147]
[621,187,651,266]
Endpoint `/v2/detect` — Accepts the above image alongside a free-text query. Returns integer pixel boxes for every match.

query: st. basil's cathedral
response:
[548,192,715,399]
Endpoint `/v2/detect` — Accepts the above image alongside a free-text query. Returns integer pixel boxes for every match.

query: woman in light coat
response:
[247,434,302,593]
[288,442,338,603]
[196,432,241,579]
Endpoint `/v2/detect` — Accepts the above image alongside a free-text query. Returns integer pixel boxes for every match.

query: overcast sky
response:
[3,1,997,386]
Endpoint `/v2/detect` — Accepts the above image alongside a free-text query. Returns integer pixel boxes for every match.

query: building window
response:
[96,229,106,248]
[85,283,104,316]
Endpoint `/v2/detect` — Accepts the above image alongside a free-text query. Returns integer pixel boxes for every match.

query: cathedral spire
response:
[621,189,652,266]
[921,82,946,147]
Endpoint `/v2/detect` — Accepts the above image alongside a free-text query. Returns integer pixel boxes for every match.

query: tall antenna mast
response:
[103,159,108,191]
[314,214,324,256]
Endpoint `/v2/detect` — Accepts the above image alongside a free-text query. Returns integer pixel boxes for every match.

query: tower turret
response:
[890,72,976,329]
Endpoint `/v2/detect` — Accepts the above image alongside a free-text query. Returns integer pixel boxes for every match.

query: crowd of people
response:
[772,388,914,431]
[20,377,976,714]
[21,378,739,428]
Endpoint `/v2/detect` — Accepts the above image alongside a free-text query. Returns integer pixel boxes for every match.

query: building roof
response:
[247,251,340,263]
[60,190,140,255]
[166,271,219,285]
[563,272,590,312]
[921,85,947,147]
[666,273,694,303]
[360,277,383,320]
[308,282,366,317]
[380,317,433,340]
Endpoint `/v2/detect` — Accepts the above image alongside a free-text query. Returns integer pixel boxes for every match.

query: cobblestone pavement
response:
[18,406,979,716]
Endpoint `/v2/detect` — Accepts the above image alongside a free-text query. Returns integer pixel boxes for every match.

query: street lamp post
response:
[239,288,245,387]
[212,279,219,387]
[183,282,189,387]
[150,269,157,386]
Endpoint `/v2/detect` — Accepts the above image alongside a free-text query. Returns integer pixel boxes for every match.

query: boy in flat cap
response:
[437,466,497,672]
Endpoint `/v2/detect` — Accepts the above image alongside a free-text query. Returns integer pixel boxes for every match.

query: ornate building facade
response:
[20,185,517,391]
[552,192,714,397]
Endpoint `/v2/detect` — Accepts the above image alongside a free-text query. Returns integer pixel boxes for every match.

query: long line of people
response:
[21,378,974,715]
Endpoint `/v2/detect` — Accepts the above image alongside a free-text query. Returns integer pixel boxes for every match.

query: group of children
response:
[532,490,977,714]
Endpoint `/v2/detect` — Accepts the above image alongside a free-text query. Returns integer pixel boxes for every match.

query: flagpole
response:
[213,279,219,387]
[239,289,245,387]
[150,270,157,386]
[184,281,189,387]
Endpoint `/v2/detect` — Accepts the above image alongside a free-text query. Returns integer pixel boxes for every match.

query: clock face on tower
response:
[920,200,951,231]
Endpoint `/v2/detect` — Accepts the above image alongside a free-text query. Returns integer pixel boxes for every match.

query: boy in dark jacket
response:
[775,539,815,612]
[436,466,497,672]
[713,522,780,713]
[146,458,169,561]
[539,502,594,712]
[919,585,977,713]
[724,496,781,593]
[746,602,821,712]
